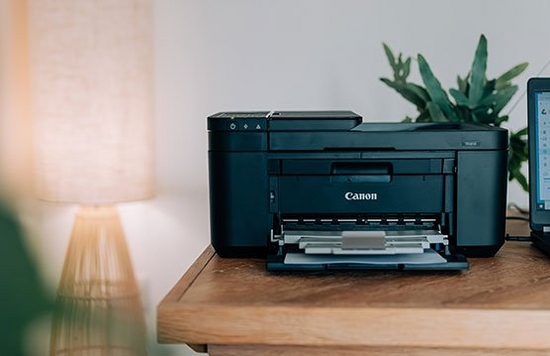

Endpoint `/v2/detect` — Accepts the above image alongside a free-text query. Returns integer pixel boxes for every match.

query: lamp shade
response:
[28,0,155,205]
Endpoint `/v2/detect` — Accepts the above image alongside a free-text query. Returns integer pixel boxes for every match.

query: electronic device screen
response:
[533,91,550,209]
[528,78,550,229]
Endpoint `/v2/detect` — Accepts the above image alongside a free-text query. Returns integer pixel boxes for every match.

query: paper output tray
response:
[266,253,468,271]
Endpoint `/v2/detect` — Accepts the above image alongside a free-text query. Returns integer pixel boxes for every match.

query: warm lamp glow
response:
[29,0,155,205]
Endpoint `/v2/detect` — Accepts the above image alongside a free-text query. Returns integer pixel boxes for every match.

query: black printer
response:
[207,111,508,271]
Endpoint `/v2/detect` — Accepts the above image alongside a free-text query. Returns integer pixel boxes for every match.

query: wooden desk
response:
[157,218,550,355]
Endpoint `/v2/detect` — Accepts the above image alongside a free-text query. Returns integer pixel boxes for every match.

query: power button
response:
[227,121,239,130]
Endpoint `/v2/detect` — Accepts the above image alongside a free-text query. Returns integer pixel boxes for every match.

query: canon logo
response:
[344,192,378,201]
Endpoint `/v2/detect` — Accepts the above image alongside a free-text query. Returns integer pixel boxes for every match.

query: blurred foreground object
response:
[0,200,52,356]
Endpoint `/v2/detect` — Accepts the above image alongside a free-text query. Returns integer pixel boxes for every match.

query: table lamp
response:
[27,0,154,354]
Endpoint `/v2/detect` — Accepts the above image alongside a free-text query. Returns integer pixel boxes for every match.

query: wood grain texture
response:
[208,345,550,356]
[158,219,550,352]
[157,245,215,306]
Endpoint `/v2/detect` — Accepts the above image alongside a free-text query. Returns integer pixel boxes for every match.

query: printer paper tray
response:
[266,253,468,271]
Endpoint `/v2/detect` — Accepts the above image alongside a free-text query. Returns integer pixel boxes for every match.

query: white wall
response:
[155,0,550,206]
[21,1,550,355]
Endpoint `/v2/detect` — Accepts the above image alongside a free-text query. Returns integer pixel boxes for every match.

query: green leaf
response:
[510,129,528,154]
[457,75,469,94]
[478,86,518,114]
[382,43,414,82]
[471,106,496,124]
[471,112,480,123]
[380,78,428,109]
[449,88,470,106]
[481,79,496,100]
[495,114,509,126]
[509,129,528,190]
[469,35,488,105]
[402,116,413,123]
[510,169,529,191]
[495,62,528,90]
[415,110,431,122]
[406,82,430,103]
[514,127,528,137]
[509,129,528,191]
[426,102,448,122]
[402,57,411,80]
[454,105,472,122]
[492,86,518,114]
[383,43,397,71]
[418,54,458,121]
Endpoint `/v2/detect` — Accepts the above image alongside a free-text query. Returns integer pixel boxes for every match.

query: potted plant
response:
[380,35,529,190]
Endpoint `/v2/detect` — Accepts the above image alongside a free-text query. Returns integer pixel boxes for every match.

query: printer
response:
[207,111,508,271]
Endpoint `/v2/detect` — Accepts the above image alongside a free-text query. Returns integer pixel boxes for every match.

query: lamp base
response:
[50,206,146,355]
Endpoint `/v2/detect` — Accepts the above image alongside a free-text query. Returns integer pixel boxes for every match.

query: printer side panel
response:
[454,150,508,257]
[209,151,270,257]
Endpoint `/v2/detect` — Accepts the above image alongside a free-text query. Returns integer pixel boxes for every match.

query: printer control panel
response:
[207,111,362,132]
[207,111,270,132]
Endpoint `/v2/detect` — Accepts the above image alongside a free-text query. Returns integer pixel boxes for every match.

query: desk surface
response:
[157,218,550,355]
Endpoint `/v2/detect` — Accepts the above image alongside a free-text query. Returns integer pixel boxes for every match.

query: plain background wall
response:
[10,0,550,355]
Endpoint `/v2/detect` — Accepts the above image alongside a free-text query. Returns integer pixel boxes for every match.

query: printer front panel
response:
[274,175,445,214]
[269,156,453,216]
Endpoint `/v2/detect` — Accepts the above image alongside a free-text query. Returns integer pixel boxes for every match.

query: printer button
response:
[228,121,239,131]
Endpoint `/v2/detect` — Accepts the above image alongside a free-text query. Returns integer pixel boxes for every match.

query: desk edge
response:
[157,245,216,346]
[158,245,215,305]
